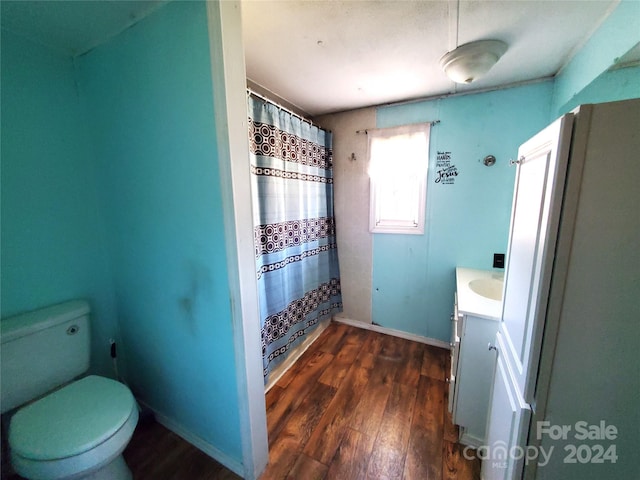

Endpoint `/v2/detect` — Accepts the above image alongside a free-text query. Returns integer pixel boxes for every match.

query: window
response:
[368,123,430,234]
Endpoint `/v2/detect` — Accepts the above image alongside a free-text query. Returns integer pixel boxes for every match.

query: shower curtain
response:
[248,95,342,382]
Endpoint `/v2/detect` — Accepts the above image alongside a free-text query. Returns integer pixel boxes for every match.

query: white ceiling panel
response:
[242,0,620,115]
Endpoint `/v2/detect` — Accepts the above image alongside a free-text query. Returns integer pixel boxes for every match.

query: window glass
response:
[368,124,430,234]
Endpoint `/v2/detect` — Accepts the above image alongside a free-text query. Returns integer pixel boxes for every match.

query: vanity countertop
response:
[456,267,504,320]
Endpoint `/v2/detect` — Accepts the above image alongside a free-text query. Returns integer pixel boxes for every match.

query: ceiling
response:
[0,1,167,56]
[242,0,622,115]
[1,0,633,117]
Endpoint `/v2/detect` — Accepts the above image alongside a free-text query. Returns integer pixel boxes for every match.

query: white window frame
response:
[368,123,431,234]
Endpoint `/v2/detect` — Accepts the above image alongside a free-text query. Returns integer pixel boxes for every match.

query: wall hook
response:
[350,152,357,161]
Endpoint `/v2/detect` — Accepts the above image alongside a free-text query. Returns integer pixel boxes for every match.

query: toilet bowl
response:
[9,376,138,480]
[1,301,139,480]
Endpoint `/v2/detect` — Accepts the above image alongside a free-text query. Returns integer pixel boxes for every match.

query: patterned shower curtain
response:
[248,95,343,382]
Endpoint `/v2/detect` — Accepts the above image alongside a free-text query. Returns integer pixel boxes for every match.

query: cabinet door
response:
[448,311,461,416]
[454,314,499,446]
[483,332,531,480]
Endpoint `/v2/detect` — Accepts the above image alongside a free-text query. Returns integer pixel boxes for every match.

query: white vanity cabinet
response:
[450,268,502,447]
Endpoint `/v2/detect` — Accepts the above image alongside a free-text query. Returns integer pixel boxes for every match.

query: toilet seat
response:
[9,375,138,480]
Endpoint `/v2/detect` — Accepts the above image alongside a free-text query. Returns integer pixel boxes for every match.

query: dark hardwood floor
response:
[123,417,242,480]
[2,322,480,480]
[261,322,480,480]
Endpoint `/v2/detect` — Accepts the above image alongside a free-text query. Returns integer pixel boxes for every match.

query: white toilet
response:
[1,300,138,480]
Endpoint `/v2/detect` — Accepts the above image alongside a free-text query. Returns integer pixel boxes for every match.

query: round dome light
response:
[440,40,508,84]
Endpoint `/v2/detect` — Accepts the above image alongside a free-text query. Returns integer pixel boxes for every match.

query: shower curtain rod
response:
[355,120,440,135]
[247,88,316,127]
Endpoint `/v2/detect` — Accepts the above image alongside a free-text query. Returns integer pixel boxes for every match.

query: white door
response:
[499,114,573,402]
[483,114,573,479]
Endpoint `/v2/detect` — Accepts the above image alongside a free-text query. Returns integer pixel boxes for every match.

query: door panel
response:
[500,114,573,400]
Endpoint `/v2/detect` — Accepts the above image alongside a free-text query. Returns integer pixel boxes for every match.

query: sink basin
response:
[469,278,503,301]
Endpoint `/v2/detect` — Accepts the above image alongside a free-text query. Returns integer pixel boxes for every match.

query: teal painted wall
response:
[0,29,118,376]
[551,0,640,116]
[75,1,242,465]
[559,65,640,115]
[373,81,553,341]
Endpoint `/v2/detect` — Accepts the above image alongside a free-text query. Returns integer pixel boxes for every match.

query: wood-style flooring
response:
[261,322,480,480]
[123,417,242,480]
[2,322,480,480]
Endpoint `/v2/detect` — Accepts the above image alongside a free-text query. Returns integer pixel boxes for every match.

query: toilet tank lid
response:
[1,300,90,344]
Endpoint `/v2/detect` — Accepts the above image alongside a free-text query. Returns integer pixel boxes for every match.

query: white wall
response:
[314,107,376,325]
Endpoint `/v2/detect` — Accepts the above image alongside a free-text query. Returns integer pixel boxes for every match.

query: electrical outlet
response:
[493,253,505,269]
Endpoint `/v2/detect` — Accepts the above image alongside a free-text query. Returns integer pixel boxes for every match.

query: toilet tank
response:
[1,300,91,414]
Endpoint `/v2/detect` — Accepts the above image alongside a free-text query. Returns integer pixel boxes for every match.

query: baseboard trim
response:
[139,402,244,477]
[264,318,332,392]
[459,430,484,449]
[333,315,450,350]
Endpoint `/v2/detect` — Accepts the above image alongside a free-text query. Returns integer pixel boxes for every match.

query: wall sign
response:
[435,150,459,184]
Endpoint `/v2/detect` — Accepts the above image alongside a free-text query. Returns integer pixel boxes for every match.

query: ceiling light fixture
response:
[440,40,508,84]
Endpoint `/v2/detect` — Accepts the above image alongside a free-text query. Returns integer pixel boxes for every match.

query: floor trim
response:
[264,318,332,392]
[140,402,244,477]
[333,315,450,350]
[460,431,484,449]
